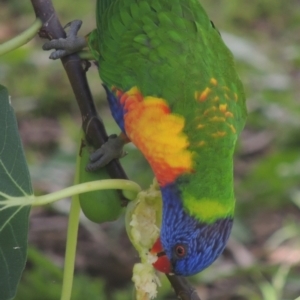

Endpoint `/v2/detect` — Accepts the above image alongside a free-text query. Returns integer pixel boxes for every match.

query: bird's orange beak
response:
[150,238,172,273]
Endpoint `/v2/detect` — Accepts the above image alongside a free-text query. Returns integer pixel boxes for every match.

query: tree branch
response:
[166,275,201,300]
[31,0,128,185]
[30,0,201,299]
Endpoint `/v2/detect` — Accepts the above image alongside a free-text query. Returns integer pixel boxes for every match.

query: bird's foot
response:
[43,20,87,59]
[86,134,127,171]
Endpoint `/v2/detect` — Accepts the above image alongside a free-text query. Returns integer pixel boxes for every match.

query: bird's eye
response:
[174,244,187,258]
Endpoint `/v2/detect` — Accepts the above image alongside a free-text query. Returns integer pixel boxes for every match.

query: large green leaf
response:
[0,85,32,300]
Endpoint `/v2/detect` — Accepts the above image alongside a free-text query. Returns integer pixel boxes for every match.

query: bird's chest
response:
[112,85,194,187]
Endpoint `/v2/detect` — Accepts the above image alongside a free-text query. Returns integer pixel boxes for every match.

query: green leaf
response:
[0,85,32,300]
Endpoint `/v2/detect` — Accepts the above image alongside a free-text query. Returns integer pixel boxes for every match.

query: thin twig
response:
[30,1,201,299]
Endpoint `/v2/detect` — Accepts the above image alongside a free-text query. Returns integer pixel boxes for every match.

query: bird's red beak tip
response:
[150,238,172,274]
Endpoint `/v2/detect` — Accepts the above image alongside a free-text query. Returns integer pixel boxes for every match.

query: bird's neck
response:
[161,153,236,224]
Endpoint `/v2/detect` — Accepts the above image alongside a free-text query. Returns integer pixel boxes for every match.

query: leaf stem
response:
[33,179,140,205]
[78,50,95,60]
[0,179,141,209]
[0,18,42,56]
[60,194,81,300]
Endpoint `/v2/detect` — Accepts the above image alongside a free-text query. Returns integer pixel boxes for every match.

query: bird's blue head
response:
[150,183,233,276]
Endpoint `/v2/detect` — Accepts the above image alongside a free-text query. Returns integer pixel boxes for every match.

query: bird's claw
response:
[63,20,82,35]
[86,134,127,172]
[43,20,87,59]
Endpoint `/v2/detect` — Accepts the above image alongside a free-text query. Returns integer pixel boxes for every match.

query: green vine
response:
[0,18,42,56]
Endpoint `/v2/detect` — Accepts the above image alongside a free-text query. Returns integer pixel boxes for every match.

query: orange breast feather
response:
[118,87,193,186]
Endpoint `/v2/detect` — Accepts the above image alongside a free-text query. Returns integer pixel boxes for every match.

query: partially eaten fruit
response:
[125,179,163,300]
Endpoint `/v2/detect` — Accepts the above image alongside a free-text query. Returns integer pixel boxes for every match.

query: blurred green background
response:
[0,0,300,299]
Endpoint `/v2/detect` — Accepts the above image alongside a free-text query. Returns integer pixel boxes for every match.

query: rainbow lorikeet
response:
[44,0,246,276]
